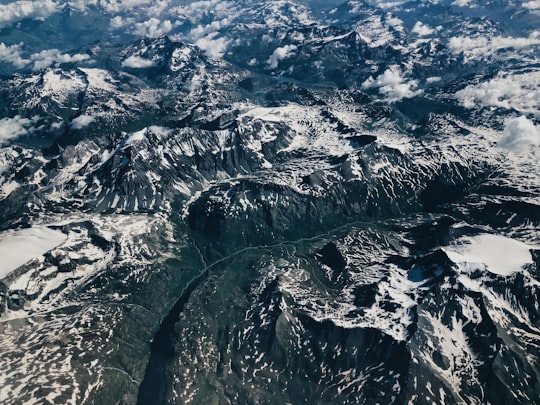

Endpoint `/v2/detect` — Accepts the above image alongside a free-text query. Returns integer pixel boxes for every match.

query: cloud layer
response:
[133,17,174,38]
[0,115,40,145]
[362,68,422,102]
[30,49,90,71]
[412,21,434,36]
[0,0,59,28]
[0,42,90,71]
[523,1,540,10]
[0,43,28,68]
[449,32,540,60]
[70,115,95,129]
[195,34,229,59]
[498,116,540,152]
[455,72,540,114]
[267,45,297,69]
[122,55,155,68]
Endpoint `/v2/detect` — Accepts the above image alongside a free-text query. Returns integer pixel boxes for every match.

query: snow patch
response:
[444,233,537,276]
[0,227,66,279]
[124,128,148,146]
[170,47,193,71]
[124,126,171,146]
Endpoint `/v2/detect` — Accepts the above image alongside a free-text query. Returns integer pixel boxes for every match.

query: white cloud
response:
[67,0,99,11]
[195,33,229,59]
[452,0,476,6]
[133,17,173,38]
[523,1,540,10]
[498,116,540,152]
[0,0,59,28]
[426,76,442,83]
[187,16,231,59]
[71,114,95,129]
[100,0,156,13]
[267,44,297,69]
[189,18,230,40]
[30,49,90,71]
[170,0,233,20]
[362,0,408,8]
[0,115,40,144]
[411,21,434,36]
[122,55,155,68]
[0,44,89,71]
[455,72,540,114]
[448,32,540,59]
[0,42,28,68]
[361,68,422,102]
[110,15,128,29]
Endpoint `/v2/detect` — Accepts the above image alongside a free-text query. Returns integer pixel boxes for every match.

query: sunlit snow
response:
[445,233,537,276]
[0,227,67,279]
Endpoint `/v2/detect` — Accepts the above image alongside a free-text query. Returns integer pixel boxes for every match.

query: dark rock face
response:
[347,134,377,147]
[315,242,347,282]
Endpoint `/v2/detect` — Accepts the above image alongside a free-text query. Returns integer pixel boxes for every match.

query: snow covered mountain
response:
[0,1,539,404]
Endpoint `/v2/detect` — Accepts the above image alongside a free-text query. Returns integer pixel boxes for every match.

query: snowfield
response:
[0,227,66,279]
